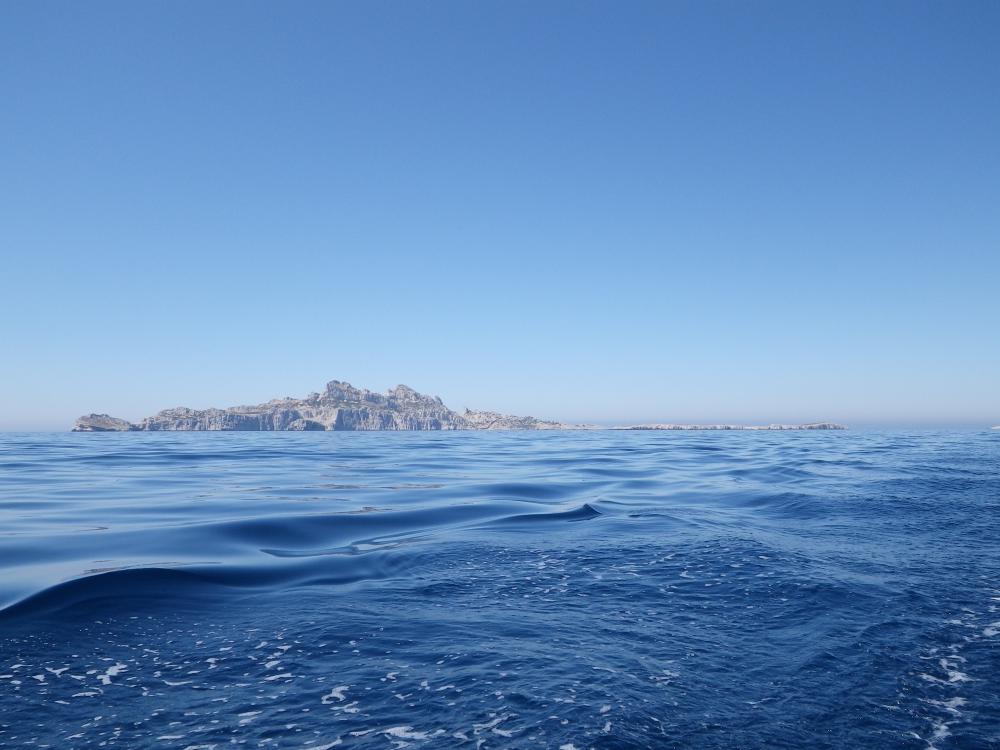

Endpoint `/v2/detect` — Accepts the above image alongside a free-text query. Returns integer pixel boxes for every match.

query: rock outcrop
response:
[73,414,139,432]
[461,409,567,430]
[73,379,577,432]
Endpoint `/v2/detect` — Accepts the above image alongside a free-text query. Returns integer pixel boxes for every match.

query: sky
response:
[1,1,998,430]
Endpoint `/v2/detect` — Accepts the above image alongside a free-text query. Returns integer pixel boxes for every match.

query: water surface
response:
[1,430,998,748]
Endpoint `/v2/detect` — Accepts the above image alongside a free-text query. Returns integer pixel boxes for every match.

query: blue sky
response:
[2,1,998,429]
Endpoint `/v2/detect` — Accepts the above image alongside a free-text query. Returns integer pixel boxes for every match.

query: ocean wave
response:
[2,430,999,748]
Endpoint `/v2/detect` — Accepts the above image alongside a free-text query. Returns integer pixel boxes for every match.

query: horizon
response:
[2,2,998,430]
[4,373,999,432]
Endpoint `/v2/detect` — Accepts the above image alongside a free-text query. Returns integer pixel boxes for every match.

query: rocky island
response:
[73,378,847,432]
[74,379,574,431]
[617,423,846,431]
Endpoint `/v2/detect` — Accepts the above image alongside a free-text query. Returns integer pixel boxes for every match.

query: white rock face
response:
[73,379,578,432]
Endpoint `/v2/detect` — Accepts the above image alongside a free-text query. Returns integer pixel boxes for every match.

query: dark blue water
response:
[1,431,998,749]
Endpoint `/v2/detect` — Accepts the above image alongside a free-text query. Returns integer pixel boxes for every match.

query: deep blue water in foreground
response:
[1,431,998,749]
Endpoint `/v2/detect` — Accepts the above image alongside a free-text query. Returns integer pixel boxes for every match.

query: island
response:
[73,378,847,432]
[615,423,846,431]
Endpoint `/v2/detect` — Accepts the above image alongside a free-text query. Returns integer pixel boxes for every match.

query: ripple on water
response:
[0,429,998,748]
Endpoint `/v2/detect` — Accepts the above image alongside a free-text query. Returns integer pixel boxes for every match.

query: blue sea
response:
[1,430,998,749]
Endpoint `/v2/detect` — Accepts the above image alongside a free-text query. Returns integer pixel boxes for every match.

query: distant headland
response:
[73,379,847,432]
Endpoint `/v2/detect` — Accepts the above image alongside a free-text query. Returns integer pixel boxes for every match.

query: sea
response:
[0,430,997,749]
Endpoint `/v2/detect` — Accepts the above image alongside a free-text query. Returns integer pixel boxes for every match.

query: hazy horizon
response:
[2,2,998,430]
[2,371,997,432]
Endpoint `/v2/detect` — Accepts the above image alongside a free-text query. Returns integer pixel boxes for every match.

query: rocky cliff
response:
[73,379,575,431]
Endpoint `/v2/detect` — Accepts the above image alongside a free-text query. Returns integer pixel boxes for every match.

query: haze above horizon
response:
[2,1,998,430]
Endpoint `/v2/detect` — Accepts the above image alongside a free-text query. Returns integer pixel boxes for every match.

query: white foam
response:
[321,686,349,704]
[923,696,966,715]
[383,726,443,740]
[97,663,127,685]
[473,713,513,736]
[939,658,971,683]
[928,719,951,747]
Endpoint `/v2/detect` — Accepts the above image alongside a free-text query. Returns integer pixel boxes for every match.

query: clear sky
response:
[2,1,998,430]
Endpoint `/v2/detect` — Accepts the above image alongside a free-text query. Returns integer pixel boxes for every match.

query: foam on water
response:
[1,429,999,748]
